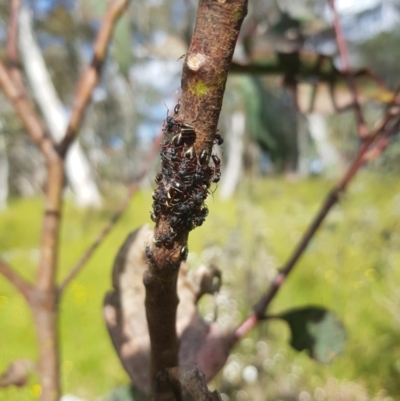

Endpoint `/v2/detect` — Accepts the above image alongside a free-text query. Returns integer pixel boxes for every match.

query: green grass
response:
[1,173,400,400]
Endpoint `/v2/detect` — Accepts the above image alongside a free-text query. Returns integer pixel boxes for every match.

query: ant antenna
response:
[163,102,170,117]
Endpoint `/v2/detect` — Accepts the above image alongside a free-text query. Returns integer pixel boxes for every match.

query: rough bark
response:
[144,1,247,399]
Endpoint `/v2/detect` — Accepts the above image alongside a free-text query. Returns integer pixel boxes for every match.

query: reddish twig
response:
[6,0,24,90]
[0,259,33,302]
[58,0,129,156]
[58,133,162,294]
[363,112,400,161]
[329,0,367,138]
[6,0,19,66]
[234,102,400,342]
[0,63,57,161]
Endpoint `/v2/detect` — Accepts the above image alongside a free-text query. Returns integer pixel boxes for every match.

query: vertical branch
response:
[36,159,64,290]
[6,0,24,90]
[329,0,368,138]
[145,0,248,399]
[0,63,56,160]
[6,0,20,65]
[3,3,63,399]
[0,2,131,401]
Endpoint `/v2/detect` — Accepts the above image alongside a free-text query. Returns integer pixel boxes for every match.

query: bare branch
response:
[58,133,162,294]
[234,100,400,341]
[0,63,57,161]
[36,159,64,291]
[329,0,367,137]
[0,359,36,388]
[58,0,130,156]
[0,259,32,302]
[6,0,23,86]
[6,0,34,121]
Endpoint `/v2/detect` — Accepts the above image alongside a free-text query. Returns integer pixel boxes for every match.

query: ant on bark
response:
[163,102,196,145]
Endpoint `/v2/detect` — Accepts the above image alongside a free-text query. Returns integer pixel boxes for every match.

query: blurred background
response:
[1,0,400,400]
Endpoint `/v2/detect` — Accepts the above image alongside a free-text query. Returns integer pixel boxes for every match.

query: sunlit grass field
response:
[1,173,400,400]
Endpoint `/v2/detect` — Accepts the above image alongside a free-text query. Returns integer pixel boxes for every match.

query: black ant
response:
[174,101,180,115]
[214,134,224,146]
[145,245,156,267]
[211,154,221,183]
[180,244,188,260]
[153,229,176,247]
[163,103,196,144]
[199,149,210,165]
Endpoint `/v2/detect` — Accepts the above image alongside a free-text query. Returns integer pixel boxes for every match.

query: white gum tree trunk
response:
[219,111,245,200]
[307,113,342,174]
[19,7,101,208]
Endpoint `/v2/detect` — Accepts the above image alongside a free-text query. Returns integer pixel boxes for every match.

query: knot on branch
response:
[187,53,206,72]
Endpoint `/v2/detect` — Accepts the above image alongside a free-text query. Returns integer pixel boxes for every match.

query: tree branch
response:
[6,0,24,89]
[58,133,162,294]
[0,259,32,302]
[145,0,248,399]
[329,0,367,137]
[58,0,130,156]
[36,159,64,291]
[6,0,19,65]
[0,63,57,161]
[234,100,400,341]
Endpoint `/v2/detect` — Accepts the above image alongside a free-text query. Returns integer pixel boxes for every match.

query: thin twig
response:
[329,0,368,138]
[57,0,130,156]
[0,259,32,302]
[6,0,19,65]
[6,0,24,90]
[58,133,162,294]
[234,104,400,341]
[0,63,57,161]
[363,115,400,161]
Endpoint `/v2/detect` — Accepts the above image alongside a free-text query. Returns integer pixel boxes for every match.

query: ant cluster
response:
[150,102,223,252]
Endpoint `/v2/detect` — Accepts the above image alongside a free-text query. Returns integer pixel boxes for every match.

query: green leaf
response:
[278,306,346,364]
